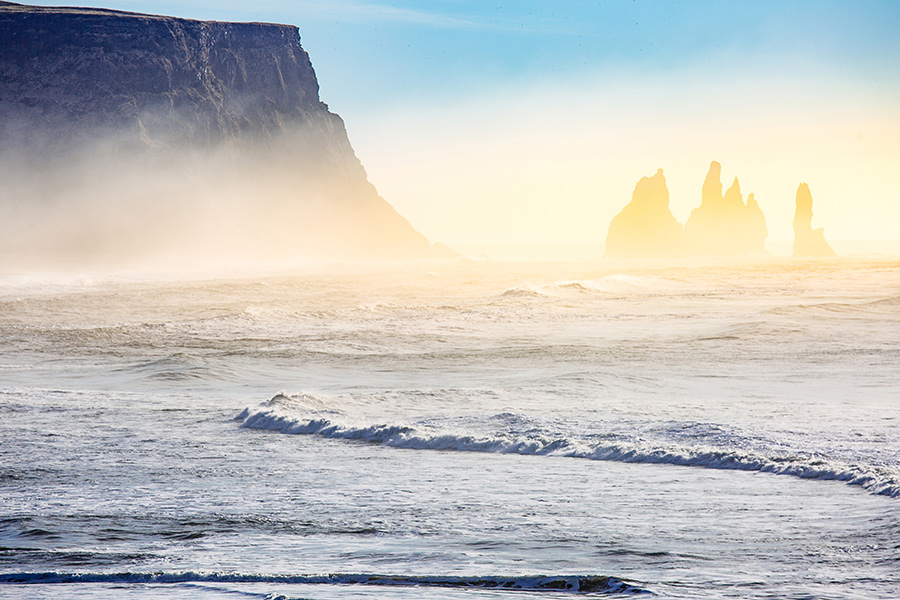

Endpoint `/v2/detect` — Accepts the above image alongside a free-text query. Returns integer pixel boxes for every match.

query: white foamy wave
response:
[0,571,647,594]
[239,396,900,499]
[559,274,688,294]
[767,294,900,317]
[582,445,900,497]
[499,287,543,298]
[499,275,689,300]
[234,391,364,424]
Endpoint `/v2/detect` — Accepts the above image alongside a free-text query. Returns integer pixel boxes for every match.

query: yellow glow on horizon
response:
[351,75,900,249]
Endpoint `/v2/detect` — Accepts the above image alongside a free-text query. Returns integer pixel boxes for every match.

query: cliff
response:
[792,183,835,257]
[604,169,683,258]
[0,1,433,265]
[683,161,768,255]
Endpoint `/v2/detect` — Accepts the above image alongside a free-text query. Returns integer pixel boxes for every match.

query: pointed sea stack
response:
[0,1,435,265]
[604,169,684,258]
[792,184,835,257]
[683,161,768,255]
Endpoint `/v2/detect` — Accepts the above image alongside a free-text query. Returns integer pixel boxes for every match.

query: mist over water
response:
[0,2,431,270]
[4,5,899,598]
[1,256,899,599]
[0,121,428,271]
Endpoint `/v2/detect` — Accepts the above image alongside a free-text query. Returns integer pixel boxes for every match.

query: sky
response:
[25,0,900,246]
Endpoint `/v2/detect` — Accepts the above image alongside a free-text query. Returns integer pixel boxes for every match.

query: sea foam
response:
[0,571,648,594]
[239,393,900,498]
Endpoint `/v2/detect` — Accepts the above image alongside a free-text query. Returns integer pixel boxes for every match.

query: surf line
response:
[0,572,650,594]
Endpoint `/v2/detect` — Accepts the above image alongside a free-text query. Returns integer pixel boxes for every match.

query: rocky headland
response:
[0,1,436,265]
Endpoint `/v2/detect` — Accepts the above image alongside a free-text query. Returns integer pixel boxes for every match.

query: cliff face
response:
[1,3,320,143]
[604,169,683,258]
[793,183,835,257]
[0,2,431,265]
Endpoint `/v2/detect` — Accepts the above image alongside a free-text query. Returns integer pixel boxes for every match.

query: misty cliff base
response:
[1,132,434,269]
[0,2,442,267]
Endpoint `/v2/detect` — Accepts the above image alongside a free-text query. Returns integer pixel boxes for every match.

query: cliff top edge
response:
[0,1,297,30]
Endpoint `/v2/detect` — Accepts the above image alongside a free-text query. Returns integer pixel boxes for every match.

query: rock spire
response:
[683,161,768,255]
[605,161,770,258]
[792,184,835,257]
[604,169,684,258]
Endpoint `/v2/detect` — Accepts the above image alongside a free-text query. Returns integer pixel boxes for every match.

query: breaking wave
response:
[238,393,900,499]
[0,571,648,594]
[766,294,900,317]
[498,275,689,299]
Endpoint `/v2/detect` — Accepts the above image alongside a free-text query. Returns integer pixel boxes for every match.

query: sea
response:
[1,251,899,599]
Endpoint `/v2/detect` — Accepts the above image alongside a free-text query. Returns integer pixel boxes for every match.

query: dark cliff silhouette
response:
[683,161,768,255]
[0,1,436,266]
[792,183,835,257]
[604,169,683,258]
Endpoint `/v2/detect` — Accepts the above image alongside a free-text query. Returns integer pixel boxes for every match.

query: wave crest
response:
[239,394,900,499]
[0,571,648,594]
[499,275,689,300]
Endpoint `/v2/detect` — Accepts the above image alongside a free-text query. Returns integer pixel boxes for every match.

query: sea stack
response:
[604,169,684,258]
[792,183,836,257]
[0,1,434,266]
[683,161,768,255]
[605,161,771,258]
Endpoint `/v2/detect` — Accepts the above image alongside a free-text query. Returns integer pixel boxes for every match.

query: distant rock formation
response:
[683,161,768,255]
[605,161,771,258]
[604,169,683,258]
[793,183,835,257]
[0,1,438,266]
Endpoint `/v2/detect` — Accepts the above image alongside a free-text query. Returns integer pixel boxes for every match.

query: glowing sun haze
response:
[25,0,900,247]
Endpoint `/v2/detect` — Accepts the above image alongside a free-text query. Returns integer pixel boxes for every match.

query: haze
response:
[19,0,900,250]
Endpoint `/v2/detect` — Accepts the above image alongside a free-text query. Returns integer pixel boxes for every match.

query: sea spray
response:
[239,392,900,498]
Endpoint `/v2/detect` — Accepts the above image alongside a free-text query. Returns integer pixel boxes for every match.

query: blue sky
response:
[44,1,896,113]
[23,0,900,244]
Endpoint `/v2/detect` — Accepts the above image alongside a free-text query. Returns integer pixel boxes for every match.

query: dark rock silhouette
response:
[0,1,436,265]
[792,183,835,257]
[604,169,684,258]
[683,161,768,255]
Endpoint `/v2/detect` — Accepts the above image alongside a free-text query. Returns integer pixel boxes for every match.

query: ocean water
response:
[1,257,899,599]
